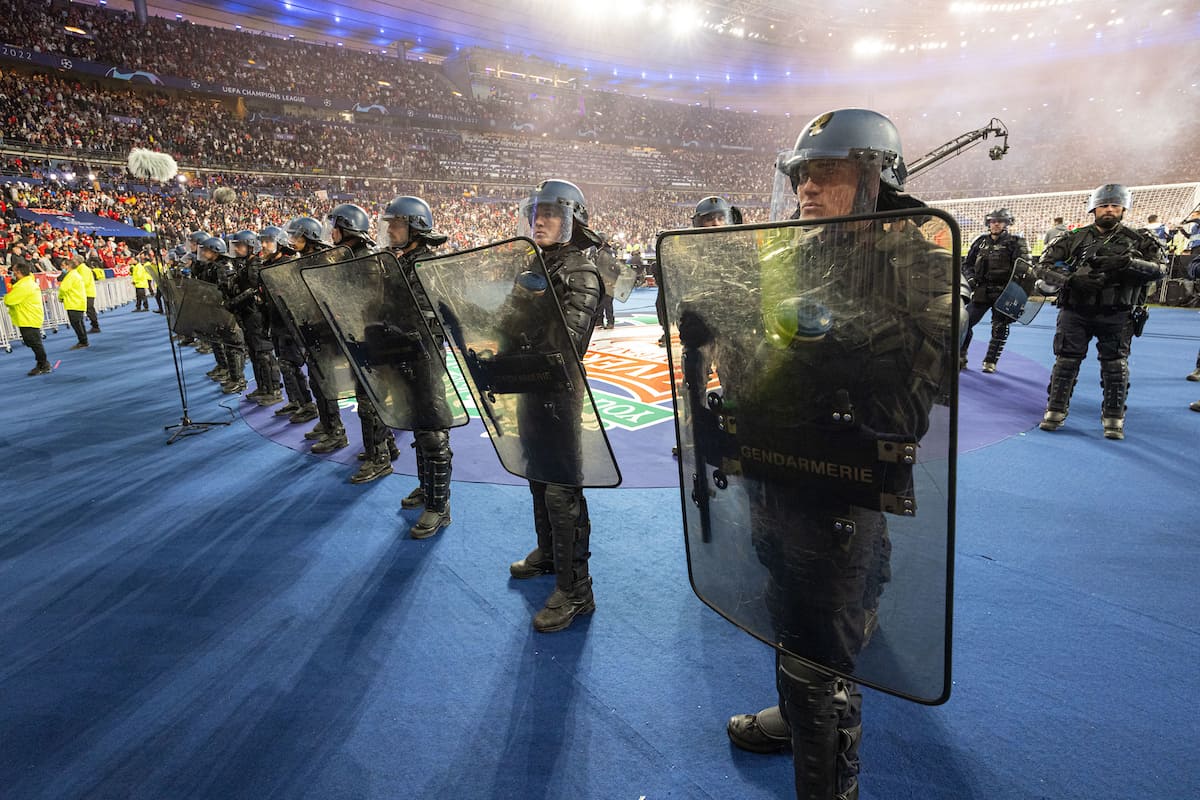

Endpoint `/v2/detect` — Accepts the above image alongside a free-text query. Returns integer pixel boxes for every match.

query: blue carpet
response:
[1,300,1198,800]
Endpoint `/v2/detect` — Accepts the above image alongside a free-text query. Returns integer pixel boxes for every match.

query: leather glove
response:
[1092,254,1131,272]
[1065,271,1106,293]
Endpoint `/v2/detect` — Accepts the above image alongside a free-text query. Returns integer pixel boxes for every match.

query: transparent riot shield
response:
[413,237,621,488]
[299,252,469,431]
[259,247,357,398]
[657,209,959,704]
[993,257,1044,325]
[147,261,182,328]
[172,278,240,344]
[612,266,635,303]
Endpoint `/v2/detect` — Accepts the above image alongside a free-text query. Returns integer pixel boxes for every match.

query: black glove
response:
[1091,254,1131,273]
[1065,271,1106,293]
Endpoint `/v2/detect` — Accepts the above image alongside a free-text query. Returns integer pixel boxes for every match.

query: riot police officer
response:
[508,179,605,633]
[1036,184,1166,440]
[286,216,348,453]
[692,195,743,228]
[718,108,963,800]
[322,203,398,482]
[226,230,283,406]
[181,230,210,350]
[380,195,454,538]
[961,208,1031,372]
[258,225,314,420]
[198,236,248,394]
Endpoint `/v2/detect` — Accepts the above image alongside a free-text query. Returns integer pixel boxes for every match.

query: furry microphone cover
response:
[127,148,179,182]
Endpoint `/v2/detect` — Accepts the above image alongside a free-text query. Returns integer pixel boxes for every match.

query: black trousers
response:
[20,326,48,367]
[135,287,148,310]
[67,309,88,345]
[86,296,99,329]
[1052,306,1132,361]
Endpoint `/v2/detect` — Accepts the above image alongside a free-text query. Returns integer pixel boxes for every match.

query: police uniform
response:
[1037,188,1166,439]
[961,219,1030,371]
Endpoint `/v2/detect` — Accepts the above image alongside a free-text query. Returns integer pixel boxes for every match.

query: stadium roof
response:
[118,1,1196,110]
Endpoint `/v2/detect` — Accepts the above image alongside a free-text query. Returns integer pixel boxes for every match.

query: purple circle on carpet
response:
[241,319,1048,488]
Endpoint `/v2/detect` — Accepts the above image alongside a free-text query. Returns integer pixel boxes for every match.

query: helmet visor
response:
[518,197,573,246]
[770,155,883,222]
[693,209,733,228]
[377,212,412,250]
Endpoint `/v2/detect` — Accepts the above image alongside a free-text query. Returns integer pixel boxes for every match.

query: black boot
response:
[310,426,348,453]
[532,490,594,632]
[727,705,792,754]
[511,482,556,578]
[777,655,862,800]
[981,320,1009,373]
[1100,358,1129,440]
[350,455,392,484]
[289,403,319,424]
[1040,356,1081,431]
[410,431,452,539]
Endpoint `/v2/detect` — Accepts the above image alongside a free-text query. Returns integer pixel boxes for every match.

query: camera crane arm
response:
[906,118,1009,181]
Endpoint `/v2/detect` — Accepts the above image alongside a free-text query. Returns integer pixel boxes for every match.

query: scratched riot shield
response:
[612,264,636,303]
[259,247,357,398]
[413,237,621,488]
[657,209,959,704]
[993,257,1044,324]
[299,251,469,431]
[171,278,240,344]
[146,260,182,327]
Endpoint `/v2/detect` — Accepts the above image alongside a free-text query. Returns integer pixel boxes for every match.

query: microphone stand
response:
[157,182,231,444]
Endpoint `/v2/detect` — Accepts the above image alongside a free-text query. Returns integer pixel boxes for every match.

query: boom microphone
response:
[212,187,237,205]
[127,148,179,182]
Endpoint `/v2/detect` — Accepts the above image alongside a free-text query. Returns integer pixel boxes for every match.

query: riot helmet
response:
[259,225,289,246]
[1087,184,1131,213]
[286,216,327,250]
[324,203,374,246]
[692,196,742,228]
[985,208,1014,227]
[518,179,589,247]
[379,195,447,249]
[198,236,227,262]
[229,229,261,257]
[771,108,906,222]
[187,230,210,251]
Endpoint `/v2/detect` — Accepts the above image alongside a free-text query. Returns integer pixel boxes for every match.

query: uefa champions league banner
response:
[0,42,481,127]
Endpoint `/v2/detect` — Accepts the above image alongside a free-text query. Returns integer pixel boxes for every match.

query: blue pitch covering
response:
[0,302,1197,799]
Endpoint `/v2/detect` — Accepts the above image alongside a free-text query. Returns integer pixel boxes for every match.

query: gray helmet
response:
[985,208,1014,225]
[229,229,261,256]
[777,108,907,192]
[198,236,227,258]
[692,196,743,227]
[518,179,592,246]
[1087,184,1132,213]
[380,196,447,249]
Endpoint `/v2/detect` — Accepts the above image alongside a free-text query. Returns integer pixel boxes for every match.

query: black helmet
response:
[326,203,373,240]
[229,229,261,255]
[518,179,590,246]
[985,208,1014,226]
[772,108,905,222]
[258,225,288,246]
[692,196,743,227]
[380,196,447,249]
[286,216,326,245]
[1087,184,1132,213]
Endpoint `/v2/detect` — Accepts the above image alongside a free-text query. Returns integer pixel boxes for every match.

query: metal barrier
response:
[0,305,18,352]
[96,277,135,312]
[41,288,68,334]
